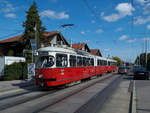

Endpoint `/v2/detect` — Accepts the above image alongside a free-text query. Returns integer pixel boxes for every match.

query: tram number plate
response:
[61,69,64,75]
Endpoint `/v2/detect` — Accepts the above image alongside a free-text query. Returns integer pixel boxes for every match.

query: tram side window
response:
[77,56,82,67]
[91,58,94,66]
[108,61,110,66]
[69,55,76,67]
[83,57,86,66]
[99,60,103,66]
[97,60,100,66]
[86,58,90,66]
[103,61,107,66]
[56,54,68,67]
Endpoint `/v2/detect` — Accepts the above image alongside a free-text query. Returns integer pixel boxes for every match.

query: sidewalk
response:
[0,79,34,92]
[97,80,131,113]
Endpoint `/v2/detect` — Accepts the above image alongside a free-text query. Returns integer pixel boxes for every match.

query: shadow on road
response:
[120,73,133,80]
[11,79,38,91]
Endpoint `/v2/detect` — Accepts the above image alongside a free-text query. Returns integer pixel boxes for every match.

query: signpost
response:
[27,40,36,80]
[28,63,35,80]
[30,39,37,63]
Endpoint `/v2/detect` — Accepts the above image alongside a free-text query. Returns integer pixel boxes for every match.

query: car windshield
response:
[119,66,126,69]
[137,67,147,71]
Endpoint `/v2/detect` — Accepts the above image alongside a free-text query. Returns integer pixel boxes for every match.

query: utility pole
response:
[34,24,38,49]
[145,35,148,68]
[70,38,72,47]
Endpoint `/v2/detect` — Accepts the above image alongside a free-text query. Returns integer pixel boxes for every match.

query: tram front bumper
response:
[35,78,56,86]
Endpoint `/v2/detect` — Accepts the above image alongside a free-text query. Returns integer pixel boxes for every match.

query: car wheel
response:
[146,77,149,80]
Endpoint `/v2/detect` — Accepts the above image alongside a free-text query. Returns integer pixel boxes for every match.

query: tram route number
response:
[28,63,35,79]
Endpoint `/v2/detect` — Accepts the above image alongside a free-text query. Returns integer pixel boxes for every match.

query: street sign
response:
[30,39,37,50]
[28,63,35,79]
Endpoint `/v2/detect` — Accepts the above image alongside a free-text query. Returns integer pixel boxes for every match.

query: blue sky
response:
[0,0,150,62]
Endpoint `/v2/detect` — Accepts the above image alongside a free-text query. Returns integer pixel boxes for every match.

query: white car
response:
[118,66,127,74]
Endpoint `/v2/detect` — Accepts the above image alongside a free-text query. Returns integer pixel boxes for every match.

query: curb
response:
[132,80,136,113]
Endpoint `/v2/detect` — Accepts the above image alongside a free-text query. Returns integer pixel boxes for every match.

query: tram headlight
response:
[39,74,43,78]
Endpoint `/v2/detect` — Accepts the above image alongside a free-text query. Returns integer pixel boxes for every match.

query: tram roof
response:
[38,46,92,56]
[38,46,113,61]
[107,58,117,62]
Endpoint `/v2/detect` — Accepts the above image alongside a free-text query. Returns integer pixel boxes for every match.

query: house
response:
[0,31,70,56]
[90,49,102,57]
[72,43,90,53]
[41,31,69,47]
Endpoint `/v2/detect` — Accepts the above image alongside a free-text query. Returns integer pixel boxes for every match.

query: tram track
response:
[34,74,120,113]
[0,88,60,111]
[0,73,118,113]
[0,86,39,101]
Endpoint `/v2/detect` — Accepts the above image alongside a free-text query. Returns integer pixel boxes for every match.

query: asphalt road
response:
[135,80,150,113]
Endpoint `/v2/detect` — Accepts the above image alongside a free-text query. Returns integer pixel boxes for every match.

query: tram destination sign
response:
[38,51,49,55]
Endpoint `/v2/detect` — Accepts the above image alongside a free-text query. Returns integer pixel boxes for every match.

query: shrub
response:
[7,50,14,56]
[4,62,28,80]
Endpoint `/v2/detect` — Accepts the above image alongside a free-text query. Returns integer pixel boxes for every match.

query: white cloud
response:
[115,27,124,32]
[91,20,96,23]
[134,16,150,25]
[101,3,135,22]
[143,3,150,15]
[102,13,121,22]
[118,35,128,41]
[40,10,69,20]
[5,13,16,18]
[81,31,85,35]
[49,0,57,3]
[135,0,148,5]
[96,29,103,33]
[115,3,135,16]
[103,48,110,52]
[0,2,15,13]
[147,24,150,30]
[127,38,136,43]
[100,12,104,16]
[142,37,149,41]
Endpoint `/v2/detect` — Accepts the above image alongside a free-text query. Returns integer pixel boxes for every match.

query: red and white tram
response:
[34,46,117,87]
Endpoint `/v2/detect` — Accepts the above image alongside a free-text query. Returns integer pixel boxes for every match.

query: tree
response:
[23,2,46,49]
[135,53,150,71]
[112,57,122,66]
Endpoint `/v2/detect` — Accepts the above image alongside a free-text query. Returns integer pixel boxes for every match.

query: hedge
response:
[4,62,28,80]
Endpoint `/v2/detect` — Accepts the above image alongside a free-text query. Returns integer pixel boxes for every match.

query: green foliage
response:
[4,62,27,80]
[135,53,150,71]
[112,57,122,66]
[7,50,14,56]
[23,2,46,49]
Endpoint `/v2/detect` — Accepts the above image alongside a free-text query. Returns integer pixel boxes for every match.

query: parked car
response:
[118,66,127,74]
[133,66,149,80]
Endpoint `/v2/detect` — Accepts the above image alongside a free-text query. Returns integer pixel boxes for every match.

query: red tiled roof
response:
[0,31,59,43]
[0,35,23,43]
[90,49,102,56]
[90,49,98,55]
[42,31,58,37]
[72,43,86,50]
